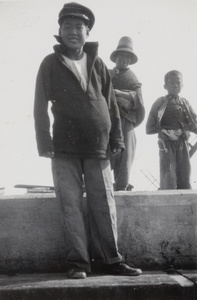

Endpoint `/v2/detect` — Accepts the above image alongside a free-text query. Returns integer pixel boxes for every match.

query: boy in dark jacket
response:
[146,70,197,189]
[34,2,142,279]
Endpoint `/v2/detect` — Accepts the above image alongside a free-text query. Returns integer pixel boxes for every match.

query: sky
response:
[0,0,197,193]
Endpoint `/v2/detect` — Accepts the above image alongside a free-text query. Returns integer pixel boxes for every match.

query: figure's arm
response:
[113,89,134,112]
[185,99,197,131]
[146,100,161,135]
[114,83,145,126]
[98,59,125,152]
[34,58,54,157]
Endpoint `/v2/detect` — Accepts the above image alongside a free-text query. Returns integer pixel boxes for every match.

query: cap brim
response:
[61,13,90,21]
[58,13,94,30]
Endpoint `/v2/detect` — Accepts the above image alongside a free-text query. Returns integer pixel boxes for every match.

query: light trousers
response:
[111,118,136,190]
[51,157,122,272]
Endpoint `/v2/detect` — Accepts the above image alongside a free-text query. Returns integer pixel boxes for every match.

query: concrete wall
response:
[116,190,197,270]
[0,190,196,274]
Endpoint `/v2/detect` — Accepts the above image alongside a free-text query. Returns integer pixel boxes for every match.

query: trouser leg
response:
[51,157,91,272]
[176,138,191,189]
[111,120,136,190]
[83,158,122,265]
[159,139,177,189]
[159,138,191,189]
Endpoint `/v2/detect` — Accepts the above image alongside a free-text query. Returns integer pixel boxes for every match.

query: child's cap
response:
[58,2,95,30]
[110,36,138,65]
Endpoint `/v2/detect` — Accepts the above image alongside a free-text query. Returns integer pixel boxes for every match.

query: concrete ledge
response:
[0,190,197,274]
[116,190,197,270]
[0,271,196,300]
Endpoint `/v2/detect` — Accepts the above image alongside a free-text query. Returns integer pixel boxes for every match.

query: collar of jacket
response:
[53,35,99,79]
[53,35,98,59]
[157,96,168,123]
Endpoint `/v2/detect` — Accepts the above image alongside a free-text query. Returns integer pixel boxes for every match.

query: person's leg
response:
[51,157,90,274]
[83,158,122,264]
[159,139,177,189]
[113,121,136,191]
[83,158,142,276]
[176,138,191,189]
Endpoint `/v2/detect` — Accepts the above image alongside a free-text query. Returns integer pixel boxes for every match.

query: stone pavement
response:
[0,270,196,300]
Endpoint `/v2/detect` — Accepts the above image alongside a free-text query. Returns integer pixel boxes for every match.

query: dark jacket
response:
[146,95,197,135]
[34,41,124,158]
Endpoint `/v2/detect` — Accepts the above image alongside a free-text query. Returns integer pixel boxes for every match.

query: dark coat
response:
[34,41,124,158]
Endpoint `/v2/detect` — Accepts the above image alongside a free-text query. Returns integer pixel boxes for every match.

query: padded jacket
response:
[34,41,124,158]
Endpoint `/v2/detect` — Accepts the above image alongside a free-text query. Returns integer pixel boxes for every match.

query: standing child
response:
[146,70,197,189]
[109,36,145,191]
[34,2,142,279]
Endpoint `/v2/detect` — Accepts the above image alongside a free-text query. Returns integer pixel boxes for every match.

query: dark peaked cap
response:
[58,2,95,30]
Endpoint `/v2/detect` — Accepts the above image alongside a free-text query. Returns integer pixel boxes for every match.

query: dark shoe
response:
[67,268,87,279]
[109,263,142,276]
[126,183,134,191]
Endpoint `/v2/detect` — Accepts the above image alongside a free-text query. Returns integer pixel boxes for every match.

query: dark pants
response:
[159,137,191,189]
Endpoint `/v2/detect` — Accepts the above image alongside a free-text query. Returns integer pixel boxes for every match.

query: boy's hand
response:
[111,148,122,156]
[41,151,55,158]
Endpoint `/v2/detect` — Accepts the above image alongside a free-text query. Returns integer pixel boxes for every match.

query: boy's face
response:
[115,52,131,70]
[59,17,89,51]
[164,74,183,96]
